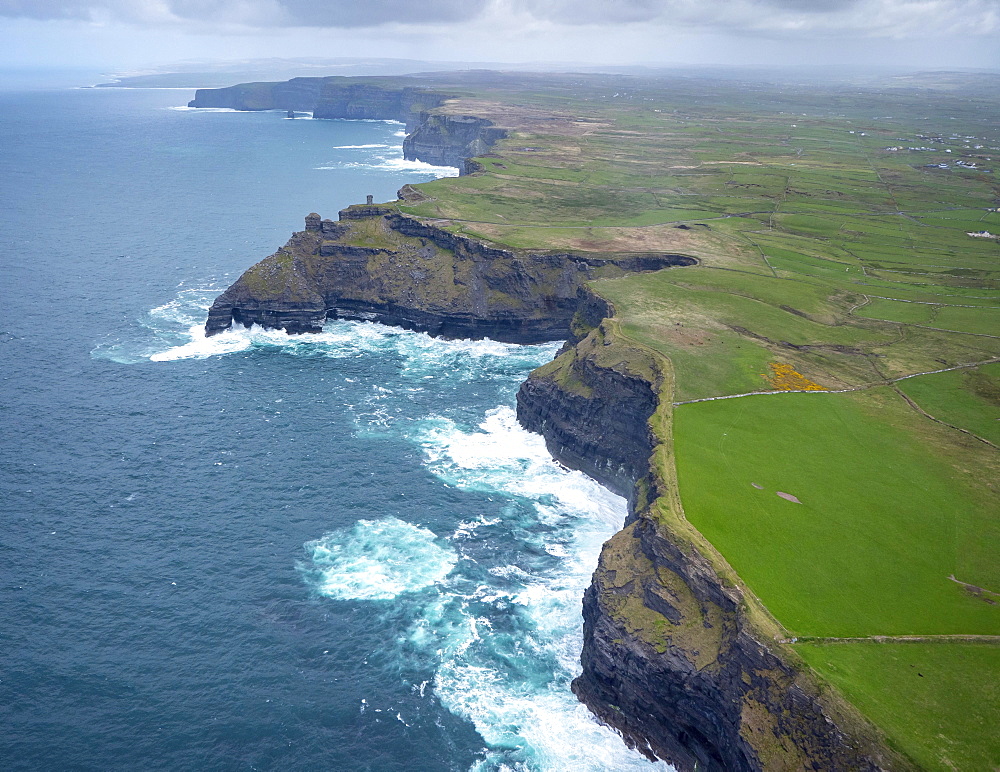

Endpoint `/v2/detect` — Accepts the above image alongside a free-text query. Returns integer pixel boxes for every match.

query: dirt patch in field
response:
[649,323,715,347]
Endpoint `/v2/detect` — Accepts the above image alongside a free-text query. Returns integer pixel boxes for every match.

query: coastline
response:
[188,76,910,771]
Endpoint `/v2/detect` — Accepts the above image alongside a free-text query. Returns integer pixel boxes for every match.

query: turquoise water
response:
[0,84,668,771]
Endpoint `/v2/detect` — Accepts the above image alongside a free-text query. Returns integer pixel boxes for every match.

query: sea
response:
[0,77,669,771]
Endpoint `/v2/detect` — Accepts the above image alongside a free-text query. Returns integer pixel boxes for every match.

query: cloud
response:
[0,0,996,37]
[0,0,90,20]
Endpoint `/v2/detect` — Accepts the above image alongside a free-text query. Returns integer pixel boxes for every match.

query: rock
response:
[516,318,658,506]
[514,313,909,772]
[205,209,694,343]
[402,113,508,171]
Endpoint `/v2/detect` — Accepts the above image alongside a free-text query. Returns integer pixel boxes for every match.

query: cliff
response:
[195,77,910,770]
[515,310,911,772]
[188,78,507,167]
[402,113,509,169]
[205,209,695,344]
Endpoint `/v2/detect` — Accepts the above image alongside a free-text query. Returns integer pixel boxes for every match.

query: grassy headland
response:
[385,70,1000,768]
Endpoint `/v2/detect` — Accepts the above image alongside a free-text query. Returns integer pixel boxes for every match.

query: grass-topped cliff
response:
[199,69,999,770]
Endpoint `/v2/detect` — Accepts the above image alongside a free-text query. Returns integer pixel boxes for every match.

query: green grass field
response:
[673,388,999,636]
[897,363,1000,445]
[794,643,1000,771]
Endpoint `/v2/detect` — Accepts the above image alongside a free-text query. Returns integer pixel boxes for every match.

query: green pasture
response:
[897,362,1000,445]
[596,266,900,396]
[855,297,938,325]
[794,643,1000,772]
[672,389,1000,636]
[931,305,1000,336]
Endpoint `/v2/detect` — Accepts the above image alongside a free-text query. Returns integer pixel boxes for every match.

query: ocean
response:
[0,82,668,771]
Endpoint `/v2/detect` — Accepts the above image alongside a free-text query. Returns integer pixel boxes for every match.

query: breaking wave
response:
[301,518,458,601]
[106,284,668,770]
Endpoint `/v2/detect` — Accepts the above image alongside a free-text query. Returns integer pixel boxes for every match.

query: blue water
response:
[1,85,668,771]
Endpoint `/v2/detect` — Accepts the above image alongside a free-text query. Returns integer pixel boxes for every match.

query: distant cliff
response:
[188,77,507,168]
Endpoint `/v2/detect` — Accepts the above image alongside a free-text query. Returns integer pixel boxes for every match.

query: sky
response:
[0,0,997,73]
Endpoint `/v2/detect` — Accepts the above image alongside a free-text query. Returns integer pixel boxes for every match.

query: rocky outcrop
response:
[188,77,328,111]
[311,83,449,132]
[514,316,911,772]
[402,113,508,168]
[516,317,658,506]
[575,513,912,771]
[205,209,695,343]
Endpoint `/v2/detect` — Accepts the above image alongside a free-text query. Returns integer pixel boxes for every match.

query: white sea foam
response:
[302,517,458,601]
[315,152,458,176]
[149,324,253,361]
[377,157,460,175]
[404,407,671,771]
[125,284,559,371]
[167,106,241,112]
[331,143,392,149]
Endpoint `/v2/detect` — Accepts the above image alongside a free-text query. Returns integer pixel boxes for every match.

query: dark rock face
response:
[312,83,449,133]
[402,113,508,169]
[205,211,695,344]
[187,79,446,125]
[574,515,899,772]
[188,77,328,111]
[516,324,657,504]
[513,321,907,772]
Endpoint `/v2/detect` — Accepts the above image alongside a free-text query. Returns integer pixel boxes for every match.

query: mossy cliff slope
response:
[205,208,694,343]
[515,308,911,772]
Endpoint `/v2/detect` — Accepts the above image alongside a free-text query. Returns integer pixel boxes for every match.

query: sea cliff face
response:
[205,209,695,344]
[402,113,509,169]
[514,315,908,772]
[187,78,506,168]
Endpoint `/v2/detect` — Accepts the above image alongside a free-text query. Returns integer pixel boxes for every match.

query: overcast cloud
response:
[1,0,997,33]
[0,0,997,70]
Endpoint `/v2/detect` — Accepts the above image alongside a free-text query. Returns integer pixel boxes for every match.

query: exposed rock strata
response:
[205,210,695,343]
[516,317,656,506]
[514,316,910,772]
[402,113,508,168]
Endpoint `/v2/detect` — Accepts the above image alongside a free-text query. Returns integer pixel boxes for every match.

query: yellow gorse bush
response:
[762,362,826,391]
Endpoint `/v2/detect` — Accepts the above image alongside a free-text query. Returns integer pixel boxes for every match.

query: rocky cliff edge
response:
[515,304,914,771]
[205,207,695,344]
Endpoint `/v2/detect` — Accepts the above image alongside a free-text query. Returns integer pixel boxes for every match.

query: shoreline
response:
[187,75,914,771]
